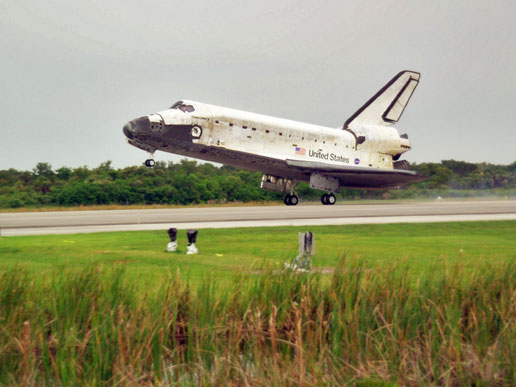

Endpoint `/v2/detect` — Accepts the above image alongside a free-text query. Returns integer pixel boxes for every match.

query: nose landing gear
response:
[284,194,299,206]
[321,193,336,205]
[144,153,156,168]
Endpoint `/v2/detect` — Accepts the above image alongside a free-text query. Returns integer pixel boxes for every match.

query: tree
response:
[441,160,477,176]
[32,162,54,177]
[1,159,515,208]
[56,167,72,181]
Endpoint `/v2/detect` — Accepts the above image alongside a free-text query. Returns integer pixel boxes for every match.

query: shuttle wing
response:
[286,159,426,188]
[344,70,420,130]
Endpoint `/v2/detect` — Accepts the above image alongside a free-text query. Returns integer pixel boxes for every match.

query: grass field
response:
[1,220,515,286]
[1,221,516,384]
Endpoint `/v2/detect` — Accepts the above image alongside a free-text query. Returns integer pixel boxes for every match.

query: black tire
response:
[327,193,336,205]
[321,194,328,205]
[289,195,299,206]
[284,195,290,206]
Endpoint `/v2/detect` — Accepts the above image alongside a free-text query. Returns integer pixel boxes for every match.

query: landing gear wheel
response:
[321,193,336,205]
[284,194,299,206]
[145,159,155,168]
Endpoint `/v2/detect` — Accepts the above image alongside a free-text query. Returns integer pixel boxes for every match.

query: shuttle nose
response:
[123,122,134,139]
[122,116,151,139]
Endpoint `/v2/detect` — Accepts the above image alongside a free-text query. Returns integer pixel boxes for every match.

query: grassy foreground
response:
[2,259,516,385]
[1,221,516,286]
[1,221,516,384]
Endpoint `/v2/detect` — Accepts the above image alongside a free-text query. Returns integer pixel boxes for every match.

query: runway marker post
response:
[286,231,315,271]
[167,227,177,252]
[186,229,198,255]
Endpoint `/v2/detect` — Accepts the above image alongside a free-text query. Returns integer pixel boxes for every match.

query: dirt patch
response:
[250,267,334,275]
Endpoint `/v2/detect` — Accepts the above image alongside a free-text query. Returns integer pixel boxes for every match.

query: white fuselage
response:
[146,100,410,172]
[123,71,422,199]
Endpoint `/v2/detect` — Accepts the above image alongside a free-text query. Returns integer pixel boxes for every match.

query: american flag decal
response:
[295,147,306,156]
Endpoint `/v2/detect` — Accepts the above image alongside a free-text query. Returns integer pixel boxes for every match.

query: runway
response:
[1,200,516,236]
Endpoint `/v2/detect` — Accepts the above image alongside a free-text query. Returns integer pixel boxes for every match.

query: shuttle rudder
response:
[344,70,420,130]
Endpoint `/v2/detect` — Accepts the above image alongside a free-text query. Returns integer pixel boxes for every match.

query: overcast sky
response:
[1,0,515,171]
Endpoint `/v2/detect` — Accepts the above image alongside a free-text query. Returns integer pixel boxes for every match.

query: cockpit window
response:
[170,101,183,109]
[170,101,195,113]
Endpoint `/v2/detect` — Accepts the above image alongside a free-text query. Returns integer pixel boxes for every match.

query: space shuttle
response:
[123,70,425,205]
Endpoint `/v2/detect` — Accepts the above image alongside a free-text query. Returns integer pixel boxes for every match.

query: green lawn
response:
[1,220,515,286]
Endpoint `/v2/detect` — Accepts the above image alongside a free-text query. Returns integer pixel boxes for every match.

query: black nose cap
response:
[123,116,151,139]
[123,122,134,139]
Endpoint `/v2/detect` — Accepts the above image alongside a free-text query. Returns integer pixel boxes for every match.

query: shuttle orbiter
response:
[123,70,425,205]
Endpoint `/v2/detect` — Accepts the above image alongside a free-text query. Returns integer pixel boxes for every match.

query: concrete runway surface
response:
[1,200,516,236]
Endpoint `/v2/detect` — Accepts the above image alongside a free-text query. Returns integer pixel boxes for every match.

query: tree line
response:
[1,159,515,208]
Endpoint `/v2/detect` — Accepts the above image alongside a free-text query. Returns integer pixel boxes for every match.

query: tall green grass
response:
[1,257,516,385]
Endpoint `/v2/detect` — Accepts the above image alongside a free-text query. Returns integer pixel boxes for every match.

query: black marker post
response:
[186,229,198,255]
[167,227,177,252]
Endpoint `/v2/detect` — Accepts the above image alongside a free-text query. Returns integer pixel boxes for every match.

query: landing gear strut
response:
[284,194,299,206]
[321,193,336,205]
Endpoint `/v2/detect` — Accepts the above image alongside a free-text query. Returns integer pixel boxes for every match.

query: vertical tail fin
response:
[344,70,420,130]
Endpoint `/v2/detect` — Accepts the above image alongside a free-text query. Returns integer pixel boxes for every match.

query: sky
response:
[1,0,515,171]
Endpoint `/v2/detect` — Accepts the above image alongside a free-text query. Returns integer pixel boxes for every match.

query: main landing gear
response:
[321,193,336,205]
[144,153,155,168]
[284,194,299,206]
